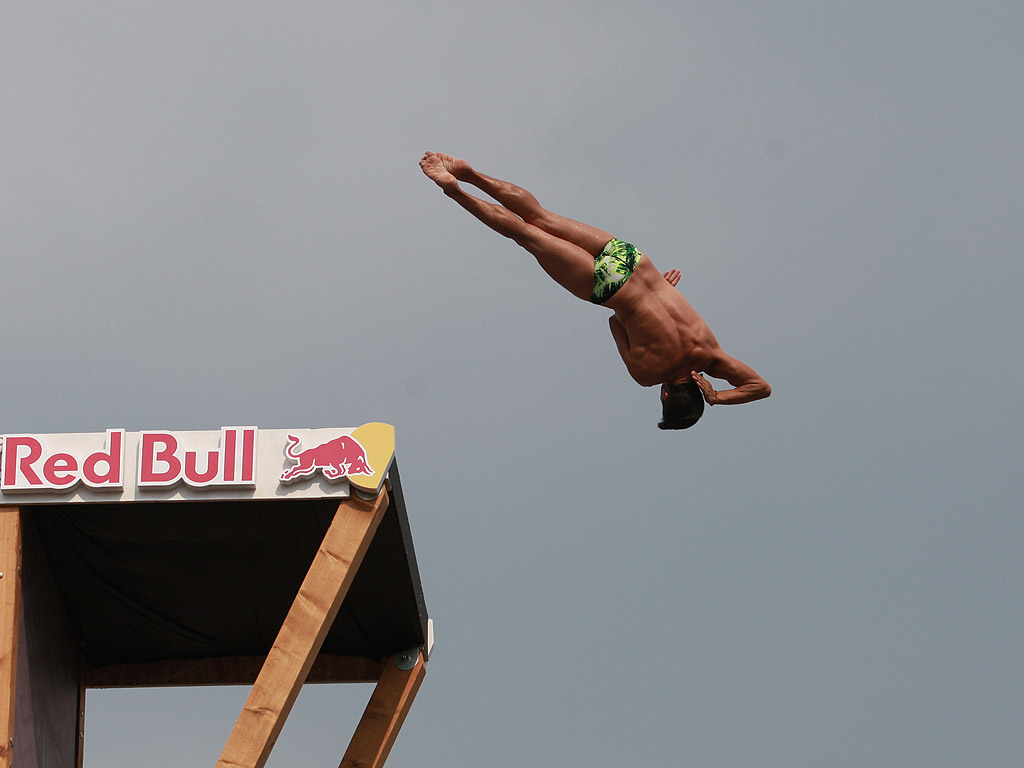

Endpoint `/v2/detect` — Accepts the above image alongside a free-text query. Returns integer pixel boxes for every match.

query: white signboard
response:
[0,423,394,504]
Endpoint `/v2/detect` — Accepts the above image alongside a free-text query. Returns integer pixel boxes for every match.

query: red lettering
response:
[2,427,262,495]
[222,429,237,482]
[240,428,256,485]
[184,450,219,485]
[83,430,124,488]
[139,433,181,485]
[2,436,43,489]
[43,453,78,488]
[217,428,257,486]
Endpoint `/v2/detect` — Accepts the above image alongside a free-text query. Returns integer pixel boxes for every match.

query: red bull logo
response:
[279,434,374,484]
[0,424,395,503]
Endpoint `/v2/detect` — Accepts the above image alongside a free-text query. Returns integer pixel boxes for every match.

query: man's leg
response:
[423,153,614,256]
[421,153,598,301]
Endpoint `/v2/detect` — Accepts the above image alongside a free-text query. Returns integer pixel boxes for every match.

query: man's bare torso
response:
[604,256,719,386]
[602,253,769,405]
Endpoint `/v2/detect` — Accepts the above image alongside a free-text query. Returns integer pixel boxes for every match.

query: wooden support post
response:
[0,507,22,768]
[339,652,427,768]
[215,490,390,768]
[76,675,86,768]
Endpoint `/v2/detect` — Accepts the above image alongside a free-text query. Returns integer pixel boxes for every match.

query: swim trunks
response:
[591,238,643,305]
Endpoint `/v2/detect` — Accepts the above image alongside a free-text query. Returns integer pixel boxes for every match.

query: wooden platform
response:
[1,463,430,768]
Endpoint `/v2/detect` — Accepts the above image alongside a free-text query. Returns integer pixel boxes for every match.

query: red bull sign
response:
[0,423,394,504]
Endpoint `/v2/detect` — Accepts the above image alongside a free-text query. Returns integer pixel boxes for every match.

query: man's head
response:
[658,381,705,430]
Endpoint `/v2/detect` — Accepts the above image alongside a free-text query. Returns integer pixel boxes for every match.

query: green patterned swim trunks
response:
[591,238,643,305]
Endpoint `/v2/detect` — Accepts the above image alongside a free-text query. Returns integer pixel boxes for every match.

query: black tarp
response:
[29,466,428,668]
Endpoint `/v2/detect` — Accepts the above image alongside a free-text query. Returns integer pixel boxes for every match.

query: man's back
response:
[605,256,721,386]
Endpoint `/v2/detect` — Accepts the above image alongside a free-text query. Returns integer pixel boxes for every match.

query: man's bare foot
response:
[429,152,472,179]
[419,152,460,192]
[421,151,476,189]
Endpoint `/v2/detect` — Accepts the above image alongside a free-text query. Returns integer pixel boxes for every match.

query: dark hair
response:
[658,381,705,430]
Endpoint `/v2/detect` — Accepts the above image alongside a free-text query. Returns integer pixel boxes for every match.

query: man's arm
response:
[693,353,771,405]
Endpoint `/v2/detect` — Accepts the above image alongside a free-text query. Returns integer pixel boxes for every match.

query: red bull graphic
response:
[0,424,394,503]
[280,434,374,484]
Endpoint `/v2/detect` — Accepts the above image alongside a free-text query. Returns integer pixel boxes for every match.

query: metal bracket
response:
[391,647,420,671]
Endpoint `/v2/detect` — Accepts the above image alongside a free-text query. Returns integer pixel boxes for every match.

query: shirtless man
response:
[419,152,770,429]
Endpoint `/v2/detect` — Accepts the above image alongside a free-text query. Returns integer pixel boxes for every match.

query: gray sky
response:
[4,1,1023,766]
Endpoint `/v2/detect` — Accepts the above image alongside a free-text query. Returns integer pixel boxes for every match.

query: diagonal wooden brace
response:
[339,651,426,768]
[215,490,390,768]
[0,507,22,768]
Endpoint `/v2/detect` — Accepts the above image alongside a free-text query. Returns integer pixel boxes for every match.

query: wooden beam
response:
[339,652,427,768]
[0,507,22,768]
[76,676,86,768]
[215,490,389,768]
[84,654,385,689]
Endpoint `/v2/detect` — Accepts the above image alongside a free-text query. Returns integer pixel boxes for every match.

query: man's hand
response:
[663,269,681,287]
[691,371,718,405]
[696,356,772,405]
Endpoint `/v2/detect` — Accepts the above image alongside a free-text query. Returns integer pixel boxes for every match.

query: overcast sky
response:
[4,1,1023,766]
